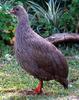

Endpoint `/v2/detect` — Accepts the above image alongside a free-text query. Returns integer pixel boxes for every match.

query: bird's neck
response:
[18,14,30,28]
[16,14,31,41]
[15,15,31,49]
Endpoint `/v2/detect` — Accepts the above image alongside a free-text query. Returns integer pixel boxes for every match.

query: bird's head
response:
[10,5,29,25]
[10,5,27,17]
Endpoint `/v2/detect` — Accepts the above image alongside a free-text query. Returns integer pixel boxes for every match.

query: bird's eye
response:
[16,8,19,11]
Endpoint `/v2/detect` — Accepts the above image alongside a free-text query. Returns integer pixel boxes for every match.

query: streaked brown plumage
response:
[10,5,68,94]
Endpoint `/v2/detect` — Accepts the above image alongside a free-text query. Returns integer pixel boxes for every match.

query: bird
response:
[10,5,68,94]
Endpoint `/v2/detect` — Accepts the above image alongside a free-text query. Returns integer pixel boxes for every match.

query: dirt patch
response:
[2,89,18,93]
[18,89,35,95]
[1,89,79,100]
[2,89,53,96]
[18,89,53,96]
[67,96,79,100]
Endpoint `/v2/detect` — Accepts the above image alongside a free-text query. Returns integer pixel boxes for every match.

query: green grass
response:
[0,44,79,100]
[58,43,79,56]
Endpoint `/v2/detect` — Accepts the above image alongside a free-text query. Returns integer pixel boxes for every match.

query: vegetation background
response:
[0,0,79,100]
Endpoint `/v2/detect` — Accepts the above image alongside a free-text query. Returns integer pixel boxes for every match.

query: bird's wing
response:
[27,38,68,78]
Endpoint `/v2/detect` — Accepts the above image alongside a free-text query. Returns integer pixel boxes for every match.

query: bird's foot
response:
[33,87,42,94]
[33,80,43,94]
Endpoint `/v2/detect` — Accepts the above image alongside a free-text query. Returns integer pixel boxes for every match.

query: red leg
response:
[34,80,43,94]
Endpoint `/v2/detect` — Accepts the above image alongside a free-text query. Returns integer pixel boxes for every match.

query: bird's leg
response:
[34,80,43,94]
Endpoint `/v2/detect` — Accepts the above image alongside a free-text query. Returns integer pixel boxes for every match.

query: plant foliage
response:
[0,0,16,44]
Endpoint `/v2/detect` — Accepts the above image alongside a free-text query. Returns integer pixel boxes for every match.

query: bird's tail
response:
[57,78,68,89]
[61,79,68,89]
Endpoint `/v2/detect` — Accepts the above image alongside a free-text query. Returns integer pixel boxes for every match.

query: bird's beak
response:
[10,9,15,14]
